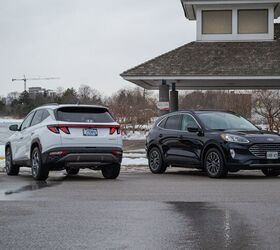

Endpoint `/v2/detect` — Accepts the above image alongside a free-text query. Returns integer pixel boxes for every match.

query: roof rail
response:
[41,103,59,107]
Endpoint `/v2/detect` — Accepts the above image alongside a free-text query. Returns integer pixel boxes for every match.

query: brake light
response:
[47,126,60,134]
[110,126,120,135]
[49,151,68,156]
[59,127,70,134]
[112,150,123,156]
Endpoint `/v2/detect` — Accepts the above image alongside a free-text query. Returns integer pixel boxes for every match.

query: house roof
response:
[181,0,280,20]
[121,24,280,90]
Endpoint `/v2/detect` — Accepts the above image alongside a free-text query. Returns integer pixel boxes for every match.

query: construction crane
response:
[12,75,60,92]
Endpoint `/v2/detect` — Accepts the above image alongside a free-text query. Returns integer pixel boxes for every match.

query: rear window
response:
[56,107,115,123]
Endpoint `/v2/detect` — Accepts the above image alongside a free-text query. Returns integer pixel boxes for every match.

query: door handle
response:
[20,137,24,140]
[31,132,35,136]
[159,134,163,138]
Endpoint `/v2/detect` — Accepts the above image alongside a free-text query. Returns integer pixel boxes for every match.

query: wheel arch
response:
[30,138,42,158]
[201,142,226,167]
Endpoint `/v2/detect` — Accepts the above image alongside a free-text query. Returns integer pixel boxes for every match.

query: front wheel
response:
[31,147,49,181]
[204,148,228,178]
[262,169,280,177]
[148,147,167,174]
[5,147,19,176]
[101,164,120,179]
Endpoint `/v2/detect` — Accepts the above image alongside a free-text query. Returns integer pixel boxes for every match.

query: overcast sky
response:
[0,0,196,97]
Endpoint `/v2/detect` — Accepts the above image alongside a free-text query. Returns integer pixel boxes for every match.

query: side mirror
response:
[256,126,262,131]
[9,124,19,132]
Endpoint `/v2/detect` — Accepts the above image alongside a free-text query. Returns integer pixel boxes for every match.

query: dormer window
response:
[202,10,232,34]
[238,9,268,34]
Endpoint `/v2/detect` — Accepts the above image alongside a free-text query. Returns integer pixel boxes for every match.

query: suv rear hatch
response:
[48,106,121,147]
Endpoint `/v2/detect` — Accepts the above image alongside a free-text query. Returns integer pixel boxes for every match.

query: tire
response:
[101,164,120,179]
[204,148,228,178]
[5,147,20,176]
[148,147,167,174]
[31,147,49,181]
[66,168,80,175]
[261,169,280,177]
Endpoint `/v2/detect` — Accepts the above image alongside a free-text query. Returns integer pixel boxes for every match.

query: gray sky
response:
[0,0,196,97]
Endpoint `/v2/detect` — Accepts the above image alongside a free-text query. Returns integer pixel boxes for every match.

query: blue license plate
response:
[83,128,98,136]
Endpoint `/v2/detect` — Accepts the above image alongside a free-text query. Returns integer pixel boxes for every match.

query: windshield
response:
[196,112,258,131]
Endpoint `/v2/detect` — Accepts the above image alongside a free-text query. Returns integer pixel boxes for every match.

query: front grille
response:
[249,144,280,158]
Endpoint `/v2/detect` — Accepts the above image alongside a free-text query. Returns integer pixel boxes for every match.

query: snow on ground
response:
[0,145,4,157]
[122,131,147,140]
[122,157,148,166]
[0,118,22,124]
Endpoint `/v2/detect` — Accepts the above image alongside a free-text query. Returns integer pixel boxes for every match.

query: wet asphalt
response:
[1,168,280,250]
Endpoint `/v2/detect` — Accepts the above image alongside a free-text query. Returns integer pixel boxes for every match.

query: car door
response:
[13,112,35,161]
[159,114,183,165]
[176,114,204,166]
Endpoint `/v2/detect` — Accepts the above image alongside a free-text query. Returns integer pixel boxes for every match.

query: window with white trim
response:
[238,9,268,34]
[202,10,232,34]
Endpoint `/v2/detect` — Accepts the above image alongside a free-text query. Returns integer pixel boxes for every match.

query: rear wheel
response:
[261,169,280,177]
[31,147,49,181]
[148,147,167,174]
[204,148,228,178]
[102,164,120,179]
[5,147,19,176]
[66,168,80,175]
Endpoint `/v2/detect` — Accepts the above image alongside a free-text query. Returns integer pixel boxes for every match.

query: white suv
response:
[5,104,123,181]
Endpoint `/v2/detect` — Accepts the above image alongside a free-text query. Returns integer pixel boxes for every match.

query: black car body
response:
[146,110,280,178]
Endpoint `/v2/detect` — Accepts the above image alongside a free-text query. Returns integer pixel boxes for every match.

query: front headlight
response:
[221,133,250,144]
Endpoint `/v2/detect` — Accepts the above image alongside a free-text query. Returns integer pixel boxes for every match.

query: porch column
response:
[170,82,179,112]
[159,80,170,116]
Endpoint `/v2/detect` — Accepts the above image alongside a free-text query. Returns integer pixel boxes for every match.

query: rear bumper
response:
[42,147,122,170]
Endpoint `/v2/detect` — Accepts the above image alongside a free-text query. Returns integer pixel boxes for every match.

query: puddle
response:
[4,181,62,196]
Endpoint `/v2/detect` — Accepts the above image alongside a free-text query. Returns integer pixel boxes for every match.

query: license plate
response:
[83,128,98,136]
[266,152,278,160]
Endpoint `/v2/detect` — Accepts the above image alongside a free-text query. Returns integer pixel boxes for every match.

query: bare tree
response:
[253,90,280,132]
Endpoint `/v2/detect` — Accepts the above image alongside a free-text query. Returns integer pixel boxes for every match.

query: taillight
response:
[47,126,60,134]
[47,125,70,134]
[110,126,120,135]
[59,127,70,134]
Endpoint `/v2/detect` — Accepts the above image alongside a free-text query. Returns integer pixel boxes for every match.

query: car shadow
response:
[166,169,277,180]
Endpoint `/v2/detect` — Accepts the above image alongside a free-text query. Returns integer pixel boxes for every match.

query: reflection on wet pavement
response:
[168,202,259,250]
[4,181,61,195]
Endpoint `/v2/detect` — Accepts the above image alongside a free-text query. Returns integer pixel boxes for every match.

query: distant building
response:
[28,87,56,98]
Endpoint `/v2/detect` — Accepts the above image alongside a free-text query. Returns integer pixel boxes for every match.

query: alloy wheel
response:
[5,149,11,173]
[32,150,40,177]
[150,150,160,171]
[206,152,221,175]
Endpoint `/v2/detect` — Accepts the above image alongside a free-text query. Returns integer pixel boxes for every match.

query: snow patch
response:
[0,145,4,157]
[122,157,148,166]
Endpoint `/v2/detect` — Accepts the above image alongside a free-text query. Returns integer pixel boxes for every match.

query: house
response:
[121,0,280,115]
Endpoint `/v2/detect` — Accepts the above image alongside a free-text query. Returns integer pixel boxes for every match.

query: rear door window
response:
[164,115,181,130]
[56,107,115,123]
[31,110,44,126]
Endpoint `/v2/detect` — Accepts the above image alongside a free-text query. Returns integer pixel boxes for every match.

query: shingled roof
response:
[121,25,280,78]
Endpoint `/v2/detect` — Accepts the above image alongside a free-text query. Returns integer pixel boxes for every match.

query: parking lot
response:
[1,141,280,250]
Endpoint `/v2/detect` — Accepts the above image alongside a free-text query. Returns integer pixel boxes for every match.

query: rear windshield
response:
[56,107,115,123]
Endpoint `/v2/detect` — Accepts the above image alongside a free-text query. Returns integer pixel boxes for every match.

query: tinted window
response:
[31,110,44,126]
[56,107,115,123]
[21,112,34,130]
[158,118,167,128]
[181,115,199,131]
[42,110,50,121]
[165,115,181,130]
